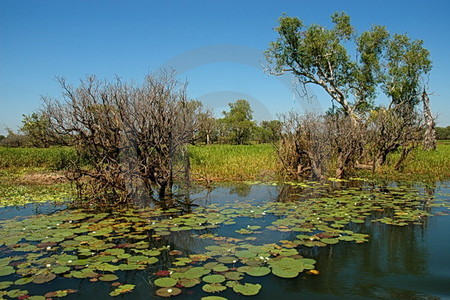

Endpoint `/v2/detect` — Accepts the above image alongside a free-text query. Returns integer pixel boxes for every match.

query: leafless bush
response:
[364,106,423,171]
[44,70,201,205]
[277,112,332,180]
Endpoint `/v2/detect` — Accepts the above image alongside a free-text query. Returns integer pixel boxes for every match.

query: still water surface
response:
[0,182,449,299]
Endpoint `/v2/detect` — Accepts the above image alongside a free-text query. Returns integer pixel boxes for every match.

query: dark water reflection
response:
[0,181,449,299]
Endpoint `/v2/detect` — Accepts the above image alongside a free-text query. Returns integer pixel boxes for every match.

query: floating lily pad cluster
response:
[0,181,449,298]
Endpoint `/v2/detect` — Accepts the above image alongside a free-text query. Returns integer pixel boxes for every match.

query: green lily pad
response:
[245,266,271,277]
[109,284,135,296]
[154,277,178,288]
[99,274,119,281]
[0,265,15,276]
[271,267,299,278]
[202,274,226,284]
[155,287,182,297]
[184,267,210,279]
[321,238,339,245]
[233,283,262,296]
[202,283,227,293]
[14,277,33,285]
[32,271,56,284]
[224,271,244,280]
[0,281,13,290]
[177,278,200,288]
[7,289,29,298]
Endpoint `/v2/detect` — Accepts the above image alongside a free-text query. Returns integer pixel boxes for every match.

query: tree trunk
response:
[422,90,436,150]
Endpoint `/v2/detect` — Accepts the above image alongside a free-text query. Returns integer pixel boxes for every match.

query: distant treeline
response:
[435,126,450,140]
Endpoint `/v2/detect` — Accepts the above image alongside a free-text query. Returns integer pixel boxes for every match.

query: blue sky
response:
[1,0,449,135]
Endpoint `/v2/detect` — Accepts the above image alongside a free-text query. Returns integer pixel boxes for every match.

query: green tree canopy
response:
[265,12,432,119]
[222,99,255,144]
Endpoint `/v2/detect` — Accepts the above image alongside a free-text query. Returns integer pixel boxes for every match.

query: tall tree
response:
[222,99,255,144]
[20,112,52,147]
[266,12,433,178]
[265,12,432,122]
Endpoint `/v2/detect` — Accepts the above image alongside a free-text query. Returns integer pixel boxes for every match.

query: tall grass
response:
[362,142,450,181]
[1,143,448,183]
[0,147,76,169]
[189,144,278,182]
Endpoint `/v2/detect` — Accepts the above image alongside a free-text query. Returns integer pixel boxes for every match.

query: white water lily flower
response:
[233,260,237,263]
[68,260,73,263]
[46,264,51,268]
[259,256,264,260]
[250,210,254,213]
[167,289,173,293]
[46,246,52,250]
[56,223,60,226]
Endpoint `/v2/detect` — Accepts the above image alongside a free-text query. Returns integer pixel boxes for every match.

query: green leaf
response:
[233,283,262,296]
[202,274,226,284]
[202,283,227,293]
[154,277,177,288]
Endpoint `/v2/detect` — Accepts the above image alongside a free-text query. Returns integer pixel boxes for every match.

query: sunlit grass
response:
[0,147,76,169]
[360,142,450,182]
[188,144,279,182]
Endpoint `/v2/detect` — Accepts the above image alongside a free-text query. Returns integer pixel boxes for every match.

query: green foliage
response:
[435,126,450,140]
[266,12,432,116]
[20,113,52,148]
[254,120,282,144]
[221,99,255,144]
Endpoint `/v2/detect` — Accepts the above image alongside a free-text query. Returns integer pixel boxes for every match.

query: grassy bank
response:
[1,143,449,184]
[189,144,278,182]
[0,147,76,169]
[358,142,450,182]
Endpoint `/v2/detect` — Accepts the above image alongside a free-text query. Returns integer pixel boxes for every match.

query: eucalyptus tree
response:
[222,99,255,145]
[266,12,433,177]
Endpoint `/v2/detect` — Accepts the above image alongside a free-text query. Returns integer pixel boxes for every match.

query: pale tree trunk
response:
[422,90,436,150]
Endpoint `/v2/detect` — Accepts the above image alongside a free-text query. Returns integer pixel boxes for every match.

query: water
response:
[0,181,449,299]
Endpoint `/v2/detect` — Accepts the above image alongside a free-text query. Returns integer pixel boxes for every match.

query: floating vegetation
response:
[0,182,449,298]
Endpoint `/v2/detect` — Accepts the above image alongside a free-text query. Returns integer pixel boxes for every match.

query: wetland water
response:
[0,181,449,299]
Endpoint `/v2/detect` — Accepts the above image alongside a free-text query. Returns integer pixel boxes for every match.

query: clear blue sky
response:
[1,0,449,136]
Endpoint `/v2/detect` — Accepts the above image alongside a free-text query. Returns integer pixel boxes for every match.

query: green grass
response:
[359,142,450,182]
[1,143,449,185]
[189,144,278,182]
[0,147,76,169]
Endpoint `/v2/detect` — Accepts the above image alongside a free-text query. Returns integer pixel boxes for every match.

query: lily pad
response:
[202,274,226,284]
[155,287,182,297]
[32,271,56,284]
[109,284,135,296]
[154,277,178,288]
[202,283,227,293]
[233,283,262,296]
[245,266,271,277]
[0,265,15,276]
[99,274,119,281]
